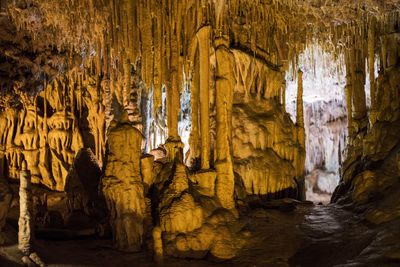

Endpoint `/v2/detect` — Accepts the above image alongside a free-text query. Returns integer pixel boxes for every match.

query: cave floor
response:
[1,202,399,267]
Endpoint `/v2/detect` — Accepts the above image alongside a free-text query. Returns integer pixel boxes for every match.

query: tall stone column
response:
[295,70,306,200]
[164,30,184,163]
[368,17,377,124]
[345,78,354,138]
[350,47,367,126]
[214,36,235,211]
[296,70,305,147]
[167,32,180,141]
[18,160,34,255]
[197,26,211,170]
[188,54,201,166]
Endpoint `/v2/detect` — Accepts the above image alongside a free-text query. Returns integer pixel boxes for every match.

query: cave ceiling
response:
[0,0,399,104]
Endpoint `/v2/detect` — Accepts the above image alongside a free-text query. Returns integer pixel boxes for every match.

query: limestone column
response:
[214,36,235,211]
[164,30,184,162]
[350,47,367,130]
[345,77,354,137]
[197,26,211,170]
[368,17,377,124]
[282,81,286,110]
[18,160,34,255]
[188,54,201,165]
[296,70,306,201]
[167,33,180,141]
[296,70,305,147]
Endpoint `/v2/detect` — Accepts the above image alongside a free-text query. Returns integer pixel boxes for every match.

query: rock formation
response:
[102,112,145,251]
[18,160,34,255]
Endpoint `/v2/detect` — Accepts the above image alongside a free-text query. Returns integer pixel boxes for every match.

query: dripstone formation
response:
[18,160,33,255]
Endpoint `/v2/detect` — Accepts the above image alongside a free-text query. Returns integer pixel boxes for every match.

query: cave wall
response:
[332,19,400,225]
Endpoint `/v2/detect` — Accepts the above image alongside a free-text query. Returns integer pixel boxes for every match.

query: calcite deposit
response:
[0,0,399,266]
[18,161,33,255]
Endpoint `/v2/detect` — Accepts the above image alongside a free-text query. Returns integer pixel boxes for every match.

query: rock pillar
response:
[368,17,377,124]
[18,160,34,255]
[167,32,180,141]
[295,70,306,200]
[296,70,305,146]
[197,26,211,170]
[214,36,235,211]
[349,47,367,128]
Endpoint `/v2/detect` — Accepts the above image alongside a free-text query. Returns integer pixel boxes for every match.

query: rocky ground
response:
[1,199,399,267]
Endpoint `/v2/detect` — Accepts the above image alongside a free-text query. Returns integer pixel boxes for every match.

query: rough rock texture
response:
[102,112,145,252]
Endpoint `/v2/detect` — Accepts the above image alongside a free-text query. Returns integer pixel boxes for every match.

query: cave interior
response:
[0,0,400,266]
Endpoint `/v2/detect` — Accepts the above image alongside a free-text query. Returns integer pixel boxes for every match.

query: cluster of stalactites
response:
[6,1,400,150]
[341,10,399,139]
[6,0,317,111]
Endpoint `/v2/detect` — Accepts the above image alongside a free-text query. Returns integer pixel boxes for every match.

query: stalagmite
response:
[102,112,145,252]
[197,26,211,170]
[18,160,34,255]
